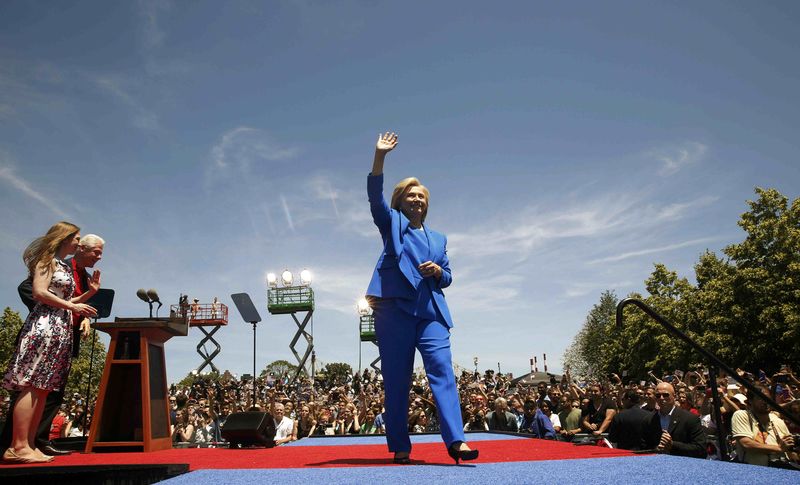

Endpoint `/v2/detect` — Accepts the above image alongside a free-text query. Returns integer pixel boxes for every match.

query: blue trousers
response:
[373,300,465,453]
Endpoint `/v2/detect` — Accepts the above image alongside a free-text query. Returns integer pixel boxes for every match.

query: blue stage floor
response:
[161,446,799,485]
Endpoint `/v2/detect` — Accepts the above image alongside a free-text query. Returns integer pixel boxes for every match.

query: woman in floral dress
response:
[2,222,98,464]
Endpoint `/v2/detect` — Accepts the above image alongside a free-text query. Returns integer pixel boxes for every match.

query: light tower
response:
[357,297,381,374]
[266,268,315,384]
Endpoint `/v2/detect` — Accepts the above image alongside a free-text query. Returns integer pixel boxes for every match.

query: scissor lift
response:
[359,314,381,374]
[267,286,314,384]
[170,302,228,373]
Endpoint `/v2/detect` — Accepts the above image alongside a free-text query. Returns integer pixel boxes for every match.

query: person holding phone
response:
[731,383,798,466]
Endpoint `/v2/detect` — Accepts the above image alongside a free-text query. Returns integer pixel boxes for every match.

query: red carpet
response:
[0,439,636,470]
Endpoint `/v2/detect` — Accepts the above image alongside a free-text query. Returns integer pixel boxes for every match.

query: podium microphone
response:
[147,288,163,317]
[136,288,162,318]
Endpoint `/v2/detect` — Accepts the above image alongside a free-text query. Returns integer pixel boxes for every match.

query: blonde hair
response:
[390,177,430,223]
[23,221,80,276]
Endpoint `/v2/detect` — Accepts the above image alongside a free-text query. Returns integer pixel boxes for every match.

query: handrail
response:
[616,297,800,430]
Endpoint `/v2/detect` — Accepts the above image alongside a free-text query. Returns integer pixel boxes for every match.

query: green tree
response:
[318,362,353,386]
[0,308,26,402]
[562,290,618,379]
[717,188,800,369]
[579,188,800,379]
[261,359,298,379]
[176,370,225,388]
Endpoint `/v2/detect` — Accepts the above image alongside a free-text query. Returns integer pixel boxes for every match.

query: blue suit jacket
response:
[365,174,454,328]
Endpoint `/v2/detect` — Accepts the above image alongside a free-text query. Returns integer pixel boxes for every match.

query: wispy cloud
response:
[448,191,718,262]
[561,281,632,299]
[138,0,172,50]
[447,192,639,260]
[656,195,718,221]
[94,77,160,130]
[210,127,298,171]
[446,271,525,311]
[280,195,295,232]
[587,237,722,264]
[650,141,708,176]
[308,175,341,220]
[0,162,71,218]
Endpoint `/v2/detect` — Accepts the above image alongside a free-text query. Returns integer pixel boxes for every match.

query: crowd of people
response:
[1,220,797,469]
[3,344,798,469]
[163,364,799,467]
[0,392,92,441]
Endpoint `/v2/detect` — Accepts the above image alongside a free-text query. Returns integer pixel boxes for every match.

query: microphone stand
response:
[252,321,257,409]
[82,288,115,438]
[82,318,98,436]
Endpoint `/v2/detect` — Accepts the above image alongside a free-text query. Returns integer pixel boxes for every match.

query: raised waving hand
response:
[371,132,398,176]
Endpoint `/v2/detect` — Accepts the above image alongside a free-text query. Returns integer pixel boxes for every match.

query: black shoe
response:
[392,452,411,464]
[39,442,73,456]
[447,442,478,464]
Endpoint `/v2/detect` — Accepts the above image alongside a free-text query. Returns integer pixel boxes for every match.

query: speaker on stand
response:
[221,411,276,448]
[226,294,276,448]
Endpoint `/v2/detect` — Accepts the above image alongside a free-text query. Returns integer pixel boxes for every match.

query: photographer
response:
[172,409,195,444]
[731,383,798,467]
[463,405,488,431]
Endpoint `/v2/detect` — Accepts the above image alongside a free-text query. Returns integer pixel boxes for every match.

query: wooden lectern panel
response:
[87,317,184,453]
[148,343,169,439]
[98,364,143,442]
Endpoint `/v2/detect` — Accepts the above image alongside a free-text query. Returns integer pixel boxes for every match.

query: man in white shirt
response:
[731,384,797,466]
[272,403,294,446]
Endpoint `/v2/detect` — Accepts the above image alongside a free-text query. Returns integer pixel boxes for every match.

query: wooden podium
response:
[86,316,188,453]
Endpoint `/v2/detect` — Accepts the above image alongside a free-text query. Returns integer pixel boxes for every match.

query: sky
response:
[1,1,798,382]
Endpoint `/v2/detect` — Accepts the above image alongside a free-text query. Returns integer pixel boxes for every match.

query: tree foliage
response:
[317,362,353,387]
[261,359,298,379]
[562,290,618,379]
[565,188,800,379]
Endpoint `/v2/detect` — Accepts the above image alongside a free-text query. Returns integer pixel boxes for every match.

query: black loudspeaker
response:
[221,412,276,448]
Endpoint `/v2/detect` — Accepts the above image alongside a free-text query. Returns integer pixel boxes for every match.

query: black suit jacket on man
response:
[608,406,662,451]
[653,406,707,458]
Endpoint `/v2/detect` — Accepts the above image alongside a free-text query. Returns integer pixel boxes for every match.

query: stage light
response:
[266,273,277,288]
[300,269,313,286]
[281,269,293,287]
[357,297,371,316]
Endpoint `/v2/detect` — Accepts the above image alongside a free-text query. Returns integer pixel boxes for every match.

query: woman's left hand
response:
[418,261,441,279]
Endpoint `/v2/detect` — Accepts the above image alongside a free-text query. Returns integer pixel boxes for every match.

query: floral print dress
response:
[3,259,75,392]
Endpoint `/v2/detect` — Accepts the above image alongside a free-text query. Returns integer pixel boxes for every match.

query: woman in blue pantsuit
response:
[366,132,478,465]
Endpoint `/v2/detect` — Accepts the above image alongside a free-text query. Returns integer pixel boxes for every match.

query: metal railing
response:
[169,303,228,327]
[360,314,376,342]
[267,286,314,314]
[616,297,800,458]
